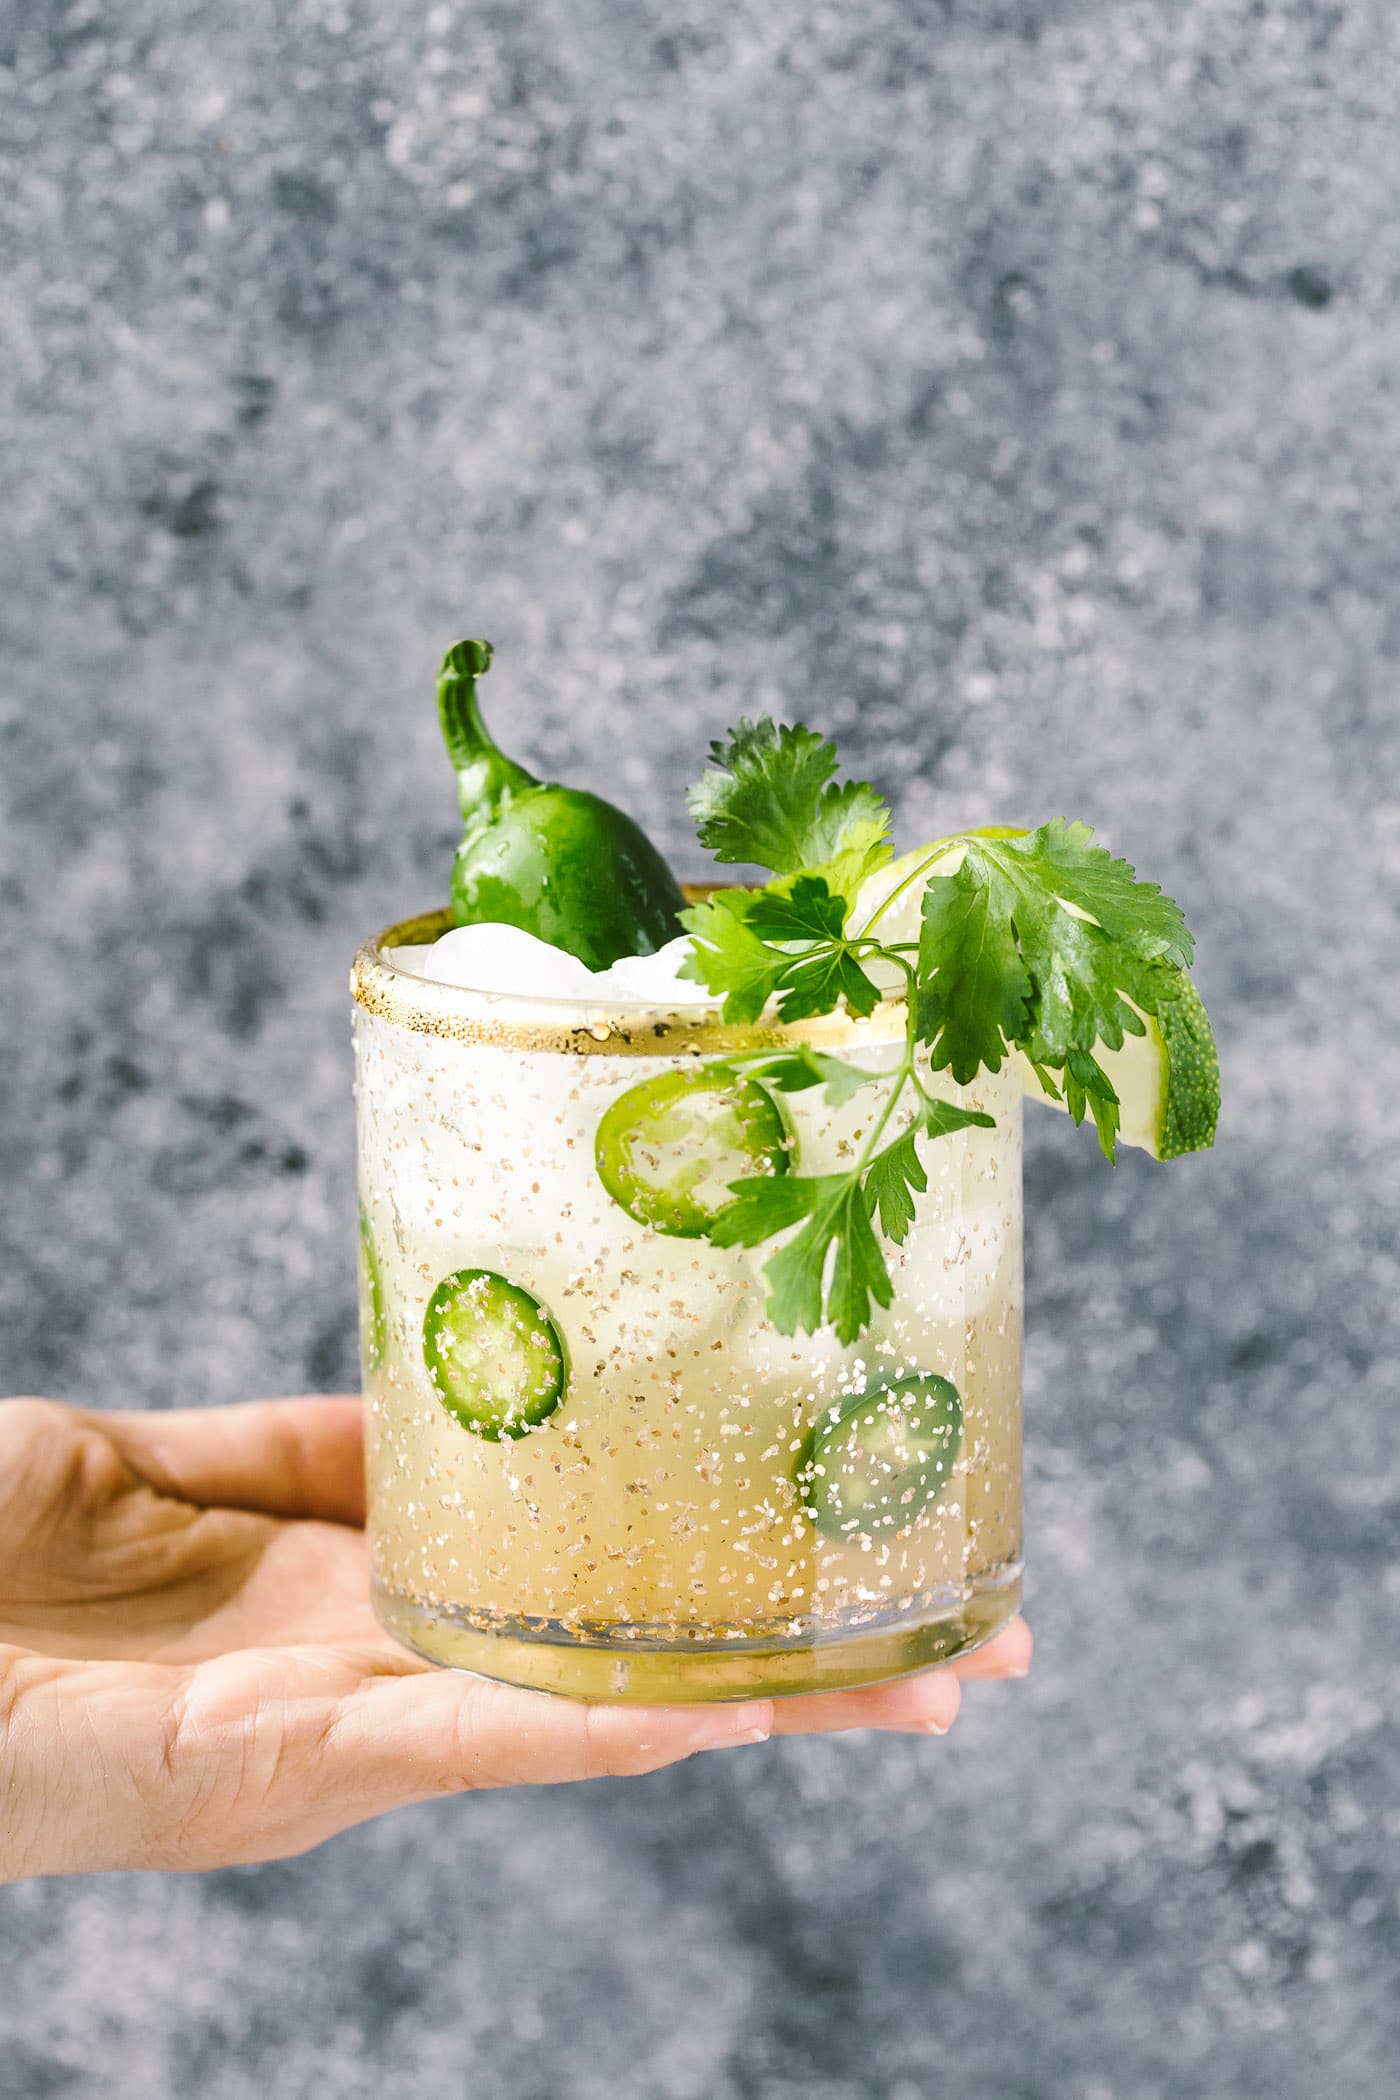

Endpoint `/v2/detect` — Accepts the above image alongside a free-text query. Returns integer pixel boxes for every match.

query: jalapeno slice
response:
[595,1067,794,1238]
[423,1269,568,1440]
[797,1373,963,1539]
[359,1207,388,1371]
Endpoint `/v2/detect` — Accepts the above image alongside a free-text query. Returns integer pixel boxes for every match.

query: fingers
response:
[949,1616,1033,1682]
[195,1650,777,1866]
[2,1641,778,1877]
[767,1617,1032,1737]
[768,1669,962,1736]
[331,1616,1032,1795]
[284,1658,775,1809]
[96,1397,366,1526]
[347,1619,1033,1778]
[1,1615,1033,1878]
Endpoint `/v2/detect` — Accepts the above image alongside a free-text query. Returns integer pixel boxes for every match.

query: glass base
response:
[371,1563,1023,1703]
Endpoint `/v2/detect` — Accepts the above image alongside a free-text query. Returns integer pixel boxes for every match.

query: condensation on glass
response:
[352,910,1023,1702]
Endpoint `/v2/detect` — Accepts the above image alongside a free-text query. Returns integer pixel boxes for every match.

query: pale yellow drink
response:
[353,911,1022,1701]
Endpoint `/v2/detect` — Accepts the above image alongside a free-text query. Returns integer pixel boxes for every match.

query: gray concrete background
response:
[2,1,1398,2094]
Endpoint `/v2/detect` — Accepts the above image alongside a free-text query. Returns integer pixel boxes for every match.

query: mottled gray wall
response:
[2,1,1398,2095]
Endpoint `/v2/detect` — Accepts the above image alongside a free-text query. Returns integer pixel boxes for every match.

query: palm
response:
[0,1396,1029,1880]
[144,1517,382,1663]
[0,1399,402,1675]
[0,1402,392,1669]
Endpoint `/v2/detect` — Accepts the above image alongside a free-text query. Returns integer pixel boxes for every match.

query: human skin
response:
[0,1395,1032,1881]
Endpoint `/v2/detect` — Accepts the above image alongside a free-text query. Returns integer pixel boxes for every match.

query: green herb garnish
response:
[671,719,1214,1343]
[686,717,894,902]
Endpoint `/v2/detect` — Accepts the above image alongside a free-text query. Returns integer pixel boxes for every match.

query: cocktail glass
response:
[352,905,1023,1703]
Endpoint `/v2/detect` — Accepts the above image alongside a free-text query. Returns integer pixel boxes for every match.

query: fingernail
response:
[912,1718,952,1735]
[1006,1663,1031,1679]
[702,1703,771,1750]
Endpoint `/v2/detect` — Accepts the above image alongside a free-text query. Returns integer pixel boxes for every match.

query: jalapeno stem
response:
[436,637,536,821]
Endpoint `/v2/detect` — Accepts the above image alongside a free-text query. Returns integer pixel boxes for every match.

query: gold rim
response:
[349,902,907,1055]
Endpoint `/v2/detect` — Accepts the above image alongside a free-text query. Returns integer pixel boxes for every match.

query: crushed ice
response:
[388,925,718,1009]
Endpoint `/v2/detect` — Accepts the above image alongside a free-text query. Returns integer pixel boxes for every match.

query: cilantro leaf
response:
[916,825,1193,1086]
[677,891,788,1022]
[745,875,851,945]
[776,942,883,1024]
[729,1047,886,1107]
[1018,911,1161,1063]
[820,1185,895,1341]
[919,1094,998,1142]
[916,866,1033,1079]
[688,719,836,869]
[710,1090,996,1341]
[1015,819,1193,963]
[688,718,892,895]
[748,876,882,1022]
[1027,1057,1063,1103]
[1062,1048,1121,1164]
[668,713,1212,1341]
[863,1097,997,1244]
[763,1181,894,1342]
[681,876,882,1024]
[862,1128,925,1245]
[706,1173,826,1249]
[709,1173,891,1340]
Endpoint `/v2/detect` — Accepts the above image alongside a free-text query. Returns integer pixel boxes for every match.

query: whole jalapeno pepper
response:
[437,639,686,972]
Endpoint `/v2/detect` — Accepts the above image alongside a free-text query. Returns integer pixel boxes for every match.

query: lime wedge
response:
[851,840,969,948]
[852,842,1219,1160]
[1018,970,1219,1160]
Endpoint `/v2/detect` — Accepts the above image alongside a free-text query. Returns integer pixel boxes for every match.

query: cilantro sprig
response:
[668,716,1205,1343]
[680,876,884,1023]
[687,717,894,904]
[708,1062,994,1341]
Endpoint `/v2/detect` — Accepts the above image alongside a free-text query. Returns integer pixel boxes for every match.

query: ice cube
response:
[383,944,440,978]
[588,936,716,1009]
[392,923,600,1000]
[385,926,716,1010]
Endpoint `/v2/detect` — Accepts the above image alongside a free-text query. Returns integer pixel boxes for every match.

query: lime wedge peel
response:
[1018,972,1220,1161]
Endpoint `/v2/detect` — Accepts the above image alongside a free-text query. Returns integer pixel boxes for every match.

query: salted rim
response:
[349,901,908,1055]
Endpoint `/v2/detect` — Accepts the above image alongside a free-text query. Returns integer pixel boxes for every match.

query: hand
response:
[0,1395,1031,1879]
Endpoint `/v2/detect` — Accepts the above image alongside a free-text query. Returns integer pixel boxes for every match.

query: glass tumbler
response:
[352,908,1023,1702]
